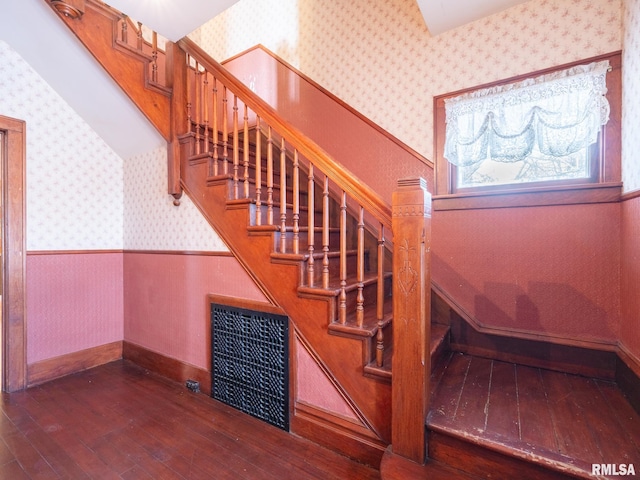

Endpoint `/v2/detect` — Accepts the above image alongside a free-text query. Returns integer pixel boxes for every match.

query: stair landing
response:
[428,352,640,479]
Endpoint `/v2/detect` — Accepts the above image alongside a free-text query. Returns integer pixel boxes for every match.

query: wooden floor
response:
[428,352,640,478]
[0,360,380,479]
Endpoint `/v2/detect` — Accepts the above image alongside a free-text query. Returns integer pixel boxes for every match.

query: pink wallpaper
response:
[623,0,640,192]
[26,253,124,363]
[621,197,640,360]
[123,252,267,369]
[195,0,621,163]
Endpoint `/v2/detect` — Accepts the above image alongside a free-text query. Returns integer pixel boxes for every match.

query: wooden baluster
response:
[339,191,347,324]
[151,31,158,83]
[356,206,365,327]
[266,126,274,226]
[211,77,218,176]
[120,16,128,43]
[255,117,262,226]
[292,150,300,255]
[243,104,250,198]
[376,224,386,367]
[222,86,228,175]
[194,62,201,155]
[307,164,315,287]
[136,21,142,50]
[322,176,330,289]
[279,138,288,253]
[186,56,192,135]
[203,72,209,155]
[232,95,239,200]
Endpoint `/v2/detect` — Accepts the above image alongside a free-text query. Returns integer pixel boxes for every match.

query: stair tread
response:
[363,323,450,380]
[427,352,640,479]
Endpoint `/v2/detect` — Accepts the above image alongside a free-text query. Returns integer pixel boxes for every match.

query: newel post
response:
[166,42,186,204]
[391,177,431,464]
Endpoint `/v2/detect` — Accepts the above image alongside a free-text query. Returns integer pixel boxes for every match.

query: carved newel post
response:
[391,177,431,464]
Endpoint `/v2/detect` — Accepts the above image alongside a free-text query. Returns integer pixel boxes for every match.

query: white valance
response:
[444,60,610,167]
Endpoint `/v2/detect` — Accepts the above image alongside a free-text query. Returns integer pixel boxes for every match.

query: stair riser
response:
[428,431,576,480]
[332,276,392,322]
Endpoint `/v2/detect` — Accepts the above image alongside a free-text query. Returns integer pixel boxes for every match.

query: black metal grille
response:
[211,303,289,431]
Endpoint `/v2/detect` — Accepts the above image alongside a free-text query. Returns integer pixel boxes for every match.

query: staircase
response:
[47,1,640,478]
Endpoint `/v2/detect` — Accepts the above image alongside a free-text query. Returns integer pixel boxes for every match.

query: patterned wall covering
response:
[124,146,228,251]
[623,0,640,192]
[0,41,124,251]
[194,0,621,164]
[27,253,123,363]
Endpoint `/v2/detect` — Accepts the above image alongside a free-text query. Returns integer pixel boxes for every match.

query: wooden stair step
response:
[364,322,450,381]
[426,352,640,479]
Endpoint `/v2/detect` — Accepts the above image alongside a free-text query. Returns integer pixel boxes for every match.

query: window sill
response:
[433,182,622,211]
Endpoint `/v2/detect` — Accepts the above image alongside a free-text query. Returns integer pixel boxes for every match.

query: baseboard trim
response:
[432,284,618,379]
[291,401,387,468]
[27,341,123,387]
[617,345,640,414]
[122,341,211,394]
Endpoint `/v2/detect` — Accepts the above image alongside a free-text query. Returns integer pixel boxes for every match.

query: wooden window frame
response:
[433,52,622,211]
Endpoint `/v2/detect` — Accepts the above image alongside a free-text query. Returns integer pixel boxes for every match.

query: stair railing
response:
[177,37,393,348]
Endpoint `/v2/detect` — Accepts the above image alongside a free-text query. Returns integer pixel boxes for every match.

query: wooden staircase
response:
[46,1,640,477]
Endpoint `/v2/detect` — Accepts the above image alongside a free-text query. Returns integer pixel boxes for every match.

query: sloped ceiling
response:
[0,0,529,159]
[416,0,530,36]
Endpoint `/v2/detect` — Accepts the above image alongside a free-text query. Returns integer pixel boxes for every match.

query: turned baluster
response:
[322,176,330,289]
[376,224,386,367]
[255,117,262,226]
[292,150,300,255]
[136,21,142,50]
[339,191,347,324]
[194,62,201,155]
[120,16,128,43]
[232,95,239,200]
[186,55,192,136]
[151,31,158,83]
[266,127,274,226]
[211,77,218,176]
[243,105,250,199]
[203,72,209,155]
[279,138,288,253]
[307,164,315,287]
[356,206,365,327]
[221,86,229,175]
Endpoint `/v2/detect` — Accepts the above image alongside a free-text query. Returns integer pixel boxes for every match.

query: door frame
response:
[1,114,27,392]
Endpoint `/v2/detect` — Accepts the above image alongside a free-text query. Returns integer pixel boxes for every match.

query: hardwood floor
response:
[429,352,640,478]
[0,360,380,479]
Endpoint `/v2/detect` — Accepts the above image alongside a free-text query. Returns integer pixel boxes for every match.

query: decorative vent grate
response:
[211,303,289,431]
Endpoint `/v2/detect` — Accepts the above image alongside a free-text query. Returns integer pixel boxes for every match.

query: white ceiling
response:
[106,0,530,41]
[0,0,529,159]
[105,0,240,42]
[416,0,530,36]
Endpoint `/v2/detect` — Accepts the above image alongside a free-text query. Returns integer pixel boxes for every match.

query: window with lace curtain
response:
[433,52,622,209]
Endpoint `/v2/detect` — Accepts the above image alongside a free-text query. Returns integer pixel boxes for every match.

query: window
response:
[433,52,622,210]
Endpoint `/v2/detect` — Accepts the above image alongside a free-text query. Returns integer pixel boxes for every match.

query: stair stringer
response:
[180,147,392,449]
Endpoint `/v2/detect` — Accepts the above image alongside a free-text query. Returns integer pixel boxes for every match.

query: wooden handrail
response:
[177,37,392,232]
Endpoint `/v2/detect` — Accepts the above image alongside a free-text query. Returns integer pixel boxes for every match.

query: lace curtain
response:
[443,60,610,168]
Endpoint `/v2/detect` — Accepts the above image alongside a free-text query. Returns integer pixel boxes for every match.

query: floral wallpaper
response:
[193,0,622,164]
[0,40,124,251]
[623,0,640,193]
[124,146,228,251]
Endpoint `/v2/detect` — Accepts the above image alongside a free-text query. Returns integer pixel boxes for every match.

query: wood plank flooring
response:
[0,360,380,479]
[428,352,640,478]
